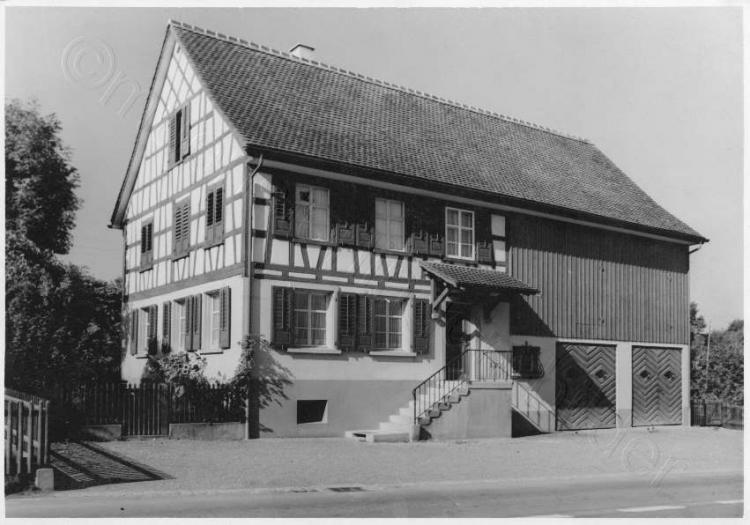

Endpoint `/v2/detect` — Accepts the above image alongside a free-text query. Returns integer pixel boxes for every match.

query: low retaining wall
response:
[423,382,513,440]
[169,422,245,440]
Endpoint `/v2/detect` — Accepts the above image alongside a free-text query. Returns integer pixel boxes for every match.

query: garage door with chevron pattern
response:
[632,347,682,426]
[556,343,617,430]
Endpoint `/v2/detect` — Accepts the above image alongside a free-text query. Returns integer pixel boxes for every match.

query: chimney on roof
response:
[289,43,315,60]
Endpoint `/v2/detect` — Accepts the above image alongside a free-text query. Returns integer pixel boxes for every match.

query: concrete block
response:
[35,468,54,491]
[169,422,244,440]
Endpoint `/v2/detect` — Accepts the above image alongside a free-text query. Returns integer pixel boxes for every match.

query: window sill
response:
[287,347,342,355]
[138,265,153,273]
[442,256,477,265]
[134,354,149,360]
[372,247,408,256]
[172,252,190,262]
[293,238,336,248]
[203,239,225,250]
[199,349,225,355]
[369,350,418,358]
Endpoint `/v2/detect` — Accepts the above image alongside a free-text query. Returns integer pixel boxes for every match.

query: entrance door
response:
[445,303,470,380]
[556,343,617,430]
[632,347,682,426]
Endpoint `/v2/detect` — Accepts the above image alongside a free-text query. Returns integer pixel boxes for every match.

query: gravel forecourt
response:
[54,426,741,495]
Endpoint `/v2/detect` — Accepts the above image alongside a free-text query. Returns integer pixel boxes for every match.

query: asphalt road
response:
[6,470,742,518]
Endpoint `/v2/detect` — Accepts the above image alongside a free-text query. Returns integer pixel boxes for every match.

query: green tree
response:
[5,100,121,395]
[690,302,744,404]
[5,99,80,254]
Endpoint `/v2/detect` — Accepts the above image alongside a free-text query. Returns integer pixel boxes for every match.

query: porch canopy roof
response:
[419,262,538,295]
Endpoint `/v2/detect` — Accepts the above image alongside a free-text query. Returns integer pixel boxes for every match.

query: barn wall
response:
[509,214,690,345]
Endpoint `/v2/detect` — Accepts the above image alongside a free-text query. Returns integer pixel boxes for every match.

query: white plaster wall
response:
[122,276,249,384]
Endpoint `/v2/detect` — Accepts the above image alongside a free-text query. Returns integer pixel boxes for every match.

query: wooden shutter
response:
[182,203,191,254]
[191,294,202,350]
[338,293,357,352]
[180,104,191,159]
[173,205,182,256]
[162,301,172,354]
[185,296,194,351]
[147,305,158,355]
[214,187,224,240]
[130,310,139,355]
[206,190,215,244]
[272,287,294,346]
[357,295,374,352]
[413,299,431,355]
[219,286,231,349]
[168,115,177,164]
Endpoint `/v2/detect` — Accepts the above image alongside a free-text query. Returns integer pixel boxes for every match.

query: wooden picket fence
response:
[54,382,246,437]
[5,388,50,476]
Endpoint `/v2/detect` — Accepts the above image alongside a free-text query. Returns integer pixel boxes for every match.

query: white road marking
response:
[716,500,743,505]
[617,505,685,513]
[523,515,573,518]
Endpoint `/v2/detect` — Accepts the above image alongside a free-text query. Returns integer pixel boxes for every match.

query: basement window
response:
[297,400,328,424]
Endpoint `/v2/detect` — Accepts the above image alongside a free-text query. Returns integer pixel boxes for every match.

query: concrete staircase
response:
[345,381,467,442]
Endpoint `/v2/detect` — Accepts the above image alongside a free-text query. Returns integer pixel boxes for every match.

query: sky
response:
[4,6,743,330]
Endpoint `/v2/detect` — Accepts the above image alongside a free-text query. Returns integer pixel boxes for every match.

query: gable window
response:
[295,185,329,241]
[140,220,154,270]
[173,200,191,259]
[206,184,225,245]
[375,198,405,251]
[374,297,403,349]
[446,207,475,260]
[168,104,191,165]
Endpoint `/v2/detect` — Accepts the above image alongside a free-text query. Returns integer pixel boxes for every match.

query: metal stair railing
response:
[412,348,513,424]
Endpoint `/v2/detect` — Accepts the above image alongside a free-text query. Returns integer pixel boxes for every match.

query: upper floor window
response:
[446,207,474,260]
[173,200,191,259]
[168,103,191,165]
[375,198,405,251]
[295,185,329,241]
[206,183,225,245]
[140,220,154,270]
[374,297,403,349]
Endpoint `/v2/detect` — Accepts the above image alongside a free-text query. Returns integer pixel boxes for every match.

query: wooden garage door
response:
[556,343,617,430]
[632,347,682,426]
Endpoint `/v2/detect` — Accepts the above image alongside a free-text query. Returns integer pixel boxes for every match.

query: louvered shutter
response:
[162,301,171,354]
[130,310,139,355]
[357,295,374,352]
[141,225,147,253]
[272,287,293,346]
[206,190,215,244]
[338,293,357,352]
[184,296,194,351]
[147,305,158,355]
[413,299,431,355]
[214,187,224,241]
[182,203,191,254]
[173,205,182,256]
[180,104,190,159]
[219,287,231,349]
[191,294,202,350]
[168,115,177,164]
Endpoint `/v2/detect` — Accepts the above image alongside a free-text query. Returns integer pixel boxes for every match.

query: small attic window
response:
[168,103,191,165]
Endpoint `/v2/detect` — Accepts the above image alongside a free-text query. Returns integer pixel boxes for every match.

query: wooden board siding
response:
[510,214,690,345]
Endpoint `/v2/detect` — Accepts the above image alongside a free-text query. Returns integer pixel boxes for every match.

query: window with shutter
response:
[140,220,154,270]
[129,311,138,355]
[373,297,404,350]
[168,115,178,165]
[205,184,225,246]
[413,299,431,355]
[168,104,191,165]
[338,293,357,352]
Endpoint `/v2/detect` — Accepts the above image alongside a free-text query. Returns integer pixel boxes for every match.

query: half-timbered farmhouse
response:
[110,21,707,440]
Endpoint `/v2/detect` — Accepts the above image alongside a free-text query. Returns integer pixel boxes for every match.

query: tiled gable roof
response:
[420,262,538,294]
[168,21,704,242]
